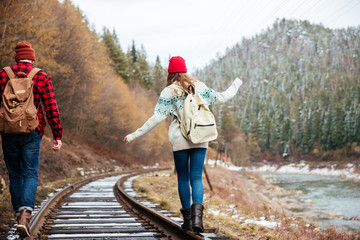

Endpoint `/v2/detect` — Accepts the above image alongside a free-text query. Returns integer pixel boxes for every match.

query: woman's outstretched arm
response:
[198,78,243,105]
[216,78,243,103]
[124,113,167,143]
[124,87,177,144]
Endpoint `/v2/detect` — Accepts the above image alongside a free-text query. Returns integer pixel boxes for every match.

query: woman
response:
[124,56,243,233]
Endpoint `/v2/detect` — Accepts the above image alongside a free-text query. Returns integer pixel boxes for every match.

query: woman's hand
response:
[235,77,243,87]
[123,137,129,144]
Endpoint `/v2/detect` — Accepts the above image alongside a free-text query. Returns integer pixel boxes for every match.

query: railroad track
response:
[21,168,227,240]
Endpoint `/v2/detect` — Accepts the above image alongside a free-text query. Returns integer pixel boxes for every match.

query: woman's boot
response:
[191,203,204,233]
[180,208,192,231]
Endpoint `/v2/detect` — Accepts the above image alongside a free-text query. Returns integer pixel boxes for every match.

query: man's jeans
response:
[1,130,41,214]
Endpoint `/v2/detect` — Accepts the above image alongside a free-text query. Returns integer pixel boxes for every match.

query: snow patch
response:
[208,209,220,216]
[208,209,229,217]
[206,159,360,181]
[242,218,280,229]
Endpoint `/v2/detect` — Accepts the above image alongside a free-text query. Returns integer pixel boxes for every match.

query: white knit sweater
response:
[126,78,243,151]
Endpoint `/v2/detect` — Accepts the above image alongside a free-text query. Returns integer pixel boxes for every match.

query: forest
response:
[0,0,170,166]
[0,1,359,168]
[195,19,360,164]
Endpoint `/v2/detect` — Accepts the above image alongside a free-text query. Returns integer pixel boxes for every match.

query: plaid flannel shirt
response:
[0,62,63,140]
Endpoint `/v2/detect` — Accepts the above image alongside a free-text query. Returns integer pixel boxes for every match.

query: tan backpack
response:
[0,67,40,134]
[169,83,218,144]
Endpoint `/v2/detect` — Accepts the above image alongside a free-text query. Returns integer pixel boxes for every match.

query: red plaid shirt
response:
[0,62,63,140]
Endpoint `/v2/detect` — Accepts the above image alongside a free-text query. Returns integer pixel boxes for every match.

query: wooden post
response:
[215,149,219,167]
[203,152,213,192]
[203,165,213,192]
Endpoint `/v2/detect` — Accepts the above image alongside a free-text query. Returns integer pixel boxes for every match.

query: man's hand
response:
[123,137,129,144]
[52,139,62,151]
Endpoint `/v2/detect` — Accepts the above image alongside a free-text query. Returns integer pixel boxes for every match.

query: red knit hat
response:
[168,56,187,73]
[15,42,36,62]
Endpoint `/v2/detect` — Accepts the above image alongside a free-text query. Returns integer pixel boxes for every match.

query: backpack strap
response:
[187,85,195,95]
[27,68,42,109]
[27,68,41,79]
[3,67,15,79]
[2,67,41,80]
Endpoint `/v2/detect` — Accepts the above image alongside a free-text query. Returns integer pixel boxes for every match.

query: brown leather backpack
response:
[0,67,40,134]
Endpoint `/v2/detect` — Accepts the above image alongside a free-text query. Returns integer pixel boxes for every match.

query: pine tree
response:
[152,56,167,94]
[137,45,152,88]
[101,28,128,81]
[131,40,137,63]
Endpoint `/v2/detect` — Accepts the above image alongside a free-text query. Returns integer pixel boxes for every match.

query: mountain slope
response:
[195,19,360,160]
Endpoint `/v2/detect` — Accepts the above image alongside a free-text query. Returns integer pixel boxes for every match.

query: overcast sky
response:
[70,0,360,73]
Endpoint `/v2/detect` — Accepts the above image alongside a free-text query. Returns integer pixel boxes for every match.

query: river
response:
[265,173,360,231]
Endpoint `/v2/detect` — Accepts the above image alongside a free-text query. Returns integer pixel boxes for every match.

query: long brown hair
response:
[166,73,196,93]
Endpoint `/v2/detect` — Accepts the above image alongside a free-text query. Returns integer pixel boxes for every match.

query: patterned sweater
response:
[126,78,243,151]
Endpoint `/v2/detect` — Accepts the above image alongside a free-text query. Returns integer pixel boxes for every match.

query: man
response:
[0,42,63,237]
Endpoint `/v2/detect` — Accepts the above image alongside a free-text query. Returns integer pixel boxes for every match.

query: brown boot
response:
[191,203,204,233]
[17,208,31,237]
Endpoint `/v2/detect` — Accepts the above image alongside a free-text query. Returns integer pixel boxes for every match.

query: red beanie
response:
[168,56,187,73]
[15,42,36,62]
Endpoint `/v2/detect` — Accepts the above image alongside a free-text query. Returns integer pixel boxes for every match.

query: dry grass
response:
[133,167,359,240]
[133,172,180,212]
[0,189,14,235]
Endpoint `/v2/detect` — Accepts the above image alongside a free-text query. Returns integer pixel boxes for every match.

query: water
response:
[266,173,360,231]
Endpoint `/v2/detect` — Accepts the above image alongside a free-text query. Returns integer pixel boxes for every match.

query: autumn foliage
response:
[0,0,170,164]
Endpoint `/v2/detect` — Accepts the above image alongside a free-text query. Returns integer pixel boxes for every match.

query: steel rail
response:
[115,171,205,240]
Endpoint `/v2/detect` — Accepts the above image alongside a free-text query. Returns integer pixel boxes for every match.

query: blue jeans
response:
[1,130,41,214]
[173,148,207,209]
